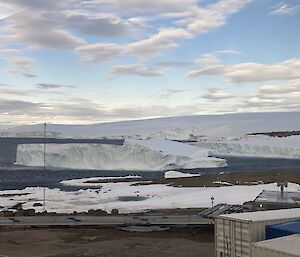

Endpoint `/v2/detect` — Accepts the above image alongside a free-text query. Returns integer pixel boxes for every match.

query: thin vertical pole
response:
[43,122,46,212]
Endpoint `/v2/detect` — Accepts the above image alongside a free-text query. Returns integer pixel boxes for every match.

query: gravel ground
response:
[0,227,214,257]
[163,169,300,187]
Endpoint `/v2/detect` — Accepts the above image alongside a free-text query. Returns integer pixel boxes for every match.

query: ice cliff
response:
[16,139,226,170]
[192,136,300,158]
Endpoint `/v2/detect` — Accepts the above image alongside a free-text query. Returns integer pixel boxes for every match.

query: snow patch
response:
[1,182,299,214]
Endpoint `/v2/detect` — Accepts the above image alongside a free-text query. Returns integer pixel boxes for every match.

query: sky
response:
[0,0,299,124]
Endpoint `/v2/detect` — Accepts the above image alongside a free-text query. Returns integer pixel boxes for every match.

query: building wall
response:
[251,246,293,257]
[215,217,300,257]
[253,202,300,211]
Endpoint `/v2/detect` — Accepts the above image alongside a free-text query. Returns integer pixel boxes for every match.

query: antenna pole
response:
[43,123,46,212]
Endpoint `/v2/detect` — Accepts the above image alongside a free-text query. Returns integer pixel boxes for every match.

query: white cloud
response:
[156,61,192,68]
[0,95,235,124]
[187,65,225,78]
[6,0,67,10]
[193,49,241,66]
[23,73,37,78]
[0,86,33,96]
[108,64,165,79]
[8,55,38,73]
[270,2,300,16]
[37,83,77,90]
[187,58,300,83]
[76,43,124,62]
[127,28,192,58]
[75,0,254,61]
[0,7,27,21]
[202,88,236,101]
[4,12,85,49]
[0,48,37,73]
[242,79,300,111]
[0,48,20,57]
[76,28,192,61]
[0,0,255,62]
[258,79,300,95]
[194,53,221,66]
[158,89,192,99]
[127,16,148,27]
[63,11,132,37]
[187,0,253,34]
[0,98,41,114]
[216,49,241,55]
[78,0,198,14]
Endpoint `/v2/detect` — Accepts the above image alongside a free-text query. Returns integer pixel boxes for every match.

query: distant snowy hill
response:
[1,112,300,139]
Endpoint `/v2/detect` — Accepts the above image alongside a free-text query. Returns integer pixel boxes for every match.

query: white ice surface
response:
[61,175,141,187]
[16,139,226,170]
[213,181,234,186]
[136,138,207,156]
[2,112,300,139]
[1,182,299,214]
[192,135,300,158]
[164,171,201,179]
[8,112,300,159]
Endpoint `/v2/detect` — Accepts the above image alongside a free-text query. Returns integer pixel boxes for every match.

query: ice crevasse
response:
[16,139,226,171]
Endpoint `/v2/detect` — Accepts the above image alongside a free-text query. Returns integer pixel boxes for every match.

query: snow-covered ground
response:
[16,139,226,170]
[1,181,299,214]
[192,135,300,158]
[2,112,300,139]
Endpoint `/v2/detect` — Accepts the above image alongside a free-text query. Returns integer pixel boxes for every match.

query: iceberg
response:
[164,171,201,179]
[16,139,226,170]
[192,135,300,158]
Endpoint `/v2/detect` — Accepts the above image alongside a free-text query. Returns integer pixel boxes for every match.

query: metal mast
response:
[43,122,46,212]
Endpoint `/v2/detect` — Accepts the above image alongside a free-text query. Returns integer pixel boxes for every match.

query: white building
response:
[252,234,300,257]
[215,208,300,257]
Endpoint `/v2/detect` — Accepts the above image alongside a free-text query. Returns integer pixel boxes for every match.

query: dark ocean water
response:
[0,138,299,190]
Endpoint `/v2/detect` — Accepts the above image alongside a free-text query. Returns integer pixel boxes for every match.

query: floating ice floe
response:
[213,181,234,186]
[61,175,141,187]
[164,171,201,179]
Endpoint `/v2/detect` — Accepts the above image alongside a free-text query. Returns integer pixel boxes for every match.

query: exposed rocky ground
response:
[0,227,214,257]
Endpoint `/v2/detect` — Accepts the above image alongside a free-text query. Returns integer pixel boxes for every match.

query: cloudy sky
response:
[0,0,299,124]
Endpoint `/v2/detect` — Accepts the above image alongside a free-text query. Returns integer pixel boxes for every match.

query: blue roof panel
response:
[266,220,300,240]
[270,220,300,233]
